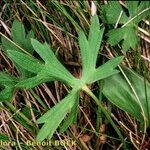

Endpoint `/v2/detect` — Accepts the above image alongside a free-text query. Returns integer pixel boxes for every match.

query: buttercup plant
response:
[102,1,150,51]
[1,1,150,149]
[1,15,124,144]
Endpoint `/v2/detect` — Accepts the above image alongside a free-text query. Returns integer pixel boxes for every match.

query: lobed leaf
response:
[36,90,78,141]
[1,20,35,78]
[79,15,105,82]
[0,87,14,102]
[59,91,80,133]
[1,36,20,52]
[11,20,34,54]
[0,15,125,141]
[0,72,17,84]
[31,39,77,86]
[78,30,89,79]
[31,39,56,63]
[102,1,128,24]
[108,27,138,51]
[126,1,150,24]
[103,1,150,51]
[88,16,104,70]
[11,20,26,46]
[7,50,44,74]
[15,73,54,89]
[0,72,17,102]
[87,56,123,83]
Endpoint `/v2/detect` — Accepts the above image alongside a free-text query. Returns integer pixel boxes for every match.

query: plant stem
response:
[96,81,103,131]
[30,89,48,109]
[4,101,35,127]
[82,85,127,150]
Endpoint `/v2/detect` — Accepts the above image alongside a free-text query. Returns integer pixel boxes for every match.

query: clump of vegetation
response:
[0,1,150,150]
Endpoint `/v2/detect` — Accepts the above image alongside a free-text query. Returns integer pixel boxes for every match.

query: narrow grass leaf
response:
[52,1,81,31]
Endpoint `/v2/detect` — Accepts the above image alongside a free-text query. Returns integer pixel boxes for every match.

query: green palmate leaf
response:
[79,15,105,81]
[5,15,124,141]
[126,1,139,17]
[31,39,78,86]
[11,20,34,54]
[22,30,35,53]
[1,36,20,52]
[0,87,14,101]
[12,20,26,45]
[108,26,138,51]
[36,90,78,141]
[103,1,150,51]
[88,56,124,83]
[88,16,104,70]
[126,1,150,24]
[7,50,55,89]
[15,72,54,89]
[103,1,150,25]
[102,66,150,126]
[7,50,43,74]
[102,1,128,24]
[59,91,80,133]
[0,72,17,101]
[1,20,35,78]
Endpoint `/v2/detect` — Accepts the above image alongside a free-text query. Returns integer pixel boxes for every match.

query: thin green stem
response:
[96,81,103,131]
[82,85,127,150]
[4,101,35,127]
[30,89,48,109]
